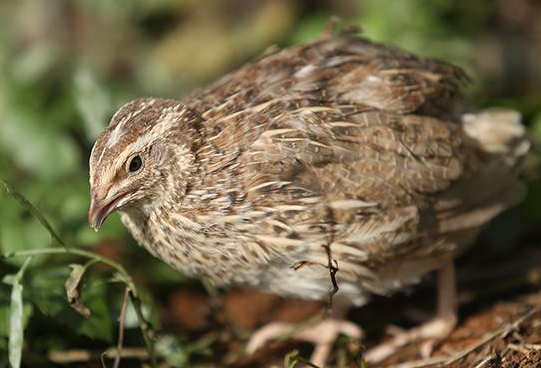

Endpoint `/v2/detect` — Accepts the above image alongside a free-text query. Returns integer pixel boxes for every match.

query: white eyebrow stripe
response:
[106,98,161,149]
[108,110,142,147]
[95,145,108,171]
[93,99,188,185]
[108,104,188,171]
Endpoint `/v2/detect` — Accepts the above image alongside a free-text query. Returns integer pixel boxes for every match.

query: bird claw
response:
[247,319,363,367]
[364,315,457,363]
[246,321,295,354]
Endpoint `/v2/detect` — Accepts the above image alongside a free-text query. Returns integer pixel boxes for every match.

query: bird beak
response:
[88,195,108,231]
[88,191,129,231]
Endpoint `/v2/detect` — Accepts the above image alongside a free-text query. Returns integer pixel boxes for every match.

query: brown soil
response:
[165,286,541,368]
[162,242,541,368]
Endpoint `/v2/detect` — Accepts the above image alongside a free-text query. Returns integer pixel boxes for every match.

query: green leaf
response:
[155,335,190,367]
[155,334,212,368]
[9,281,23,368]
[1,180,67,250]
[65,263,95,317]
[283,350,301,368]
[8,257,32,368]
[27,267,114,342]
[26,267,70,318]
[282,349,321,368]
[110,271,131,287]
[76,284,113,342]
[0,302,8,338]
[0,287,32,340]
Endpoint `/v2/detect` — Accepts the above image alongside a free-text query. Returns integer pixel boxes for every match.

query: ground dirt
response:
[162,243,541,368]
[56,239,541,368]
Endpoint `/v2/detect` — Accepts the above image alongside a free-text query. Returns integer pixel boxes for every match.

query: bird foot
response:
[246,318,363,367]
[364,314,457,363]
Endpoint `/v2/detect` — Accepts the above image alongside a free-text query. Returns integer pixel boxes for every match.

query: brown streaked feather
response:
[89,31,528,306]
[186,33,468,118]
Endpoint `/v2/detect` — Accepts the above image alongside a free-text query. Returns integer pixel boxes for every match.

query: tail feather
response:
[434,109,530,244]
[462,108,530,161]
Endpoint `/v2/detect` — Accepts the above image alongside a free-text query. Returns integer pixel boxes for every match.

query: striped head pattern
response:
[88,98,200,230]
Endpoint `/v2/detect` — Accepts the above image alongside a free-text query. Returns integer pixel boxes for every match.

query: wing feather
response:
[181,32,521,298]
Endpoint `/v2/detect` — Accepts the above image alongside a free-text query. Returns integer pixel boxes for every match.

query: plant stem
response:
[3,247,135,290]
[129,291,157,367]
[112,287,130,368]
[2,247,156,367]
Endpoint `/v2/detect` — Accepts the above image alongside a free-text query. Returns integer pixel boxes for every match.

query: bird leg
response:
[246,301,363,367]
[364,259,458,363]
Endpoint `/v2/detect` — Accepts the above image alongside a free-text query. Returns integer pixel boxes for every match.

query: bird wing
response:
[181,31,526,298]
[184,33,479,280]
[200,33,470,210]
[186,32,468,118]
[239,104,467,240]
[186,32,470,195]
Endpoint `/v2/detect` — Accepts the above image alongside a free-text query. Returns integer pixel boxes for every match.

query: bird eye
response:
[128,155,143,173]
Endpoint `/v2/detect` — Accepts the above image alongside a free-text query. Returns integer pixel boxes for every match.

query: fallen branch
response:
[384,306,540,368]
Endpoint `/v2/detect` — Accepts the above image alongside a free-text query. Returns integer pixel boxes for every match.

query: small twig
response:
[472,356,496,368]
[129,291,157,367]
[49,348,148,364]
[2,248,135,291]
[323,206,339,312]
[291,260,317,271]
[443,307,539,366]
[1,179,68,250]
[1,183,157,368]
[385,307,540,368]
[100,352,108,368]
[325,248,339,312]
[507,342,541,352]
[507,343,529,354]
[112,287,130,368]
[291,208,340,312]
[2,247,156,368]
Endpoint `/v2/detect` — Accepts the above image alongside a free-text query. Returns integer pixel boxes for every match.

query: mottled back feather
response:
[89,31,528,305]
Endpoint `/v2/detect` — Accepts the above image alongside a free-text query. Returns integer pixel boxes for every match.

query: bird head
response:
[88,98,200,230]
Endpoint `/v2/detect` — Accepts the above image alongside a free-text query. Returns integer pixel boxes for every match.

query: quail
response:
[88,28,530,366]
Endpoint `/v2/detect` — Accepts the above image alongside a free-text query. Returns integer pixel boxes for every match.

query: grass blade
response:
[8,257,33,368]
[1,179,67,250]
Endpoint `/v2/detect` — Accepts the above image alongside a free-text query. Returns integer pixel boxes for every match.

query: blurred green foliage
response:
[0,0,539,366]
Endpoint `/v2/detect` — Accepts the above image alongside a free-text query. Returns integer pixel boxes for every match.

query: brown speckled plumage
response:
[88,31,529,306]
